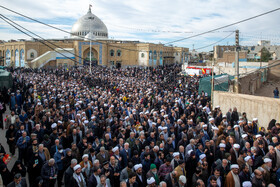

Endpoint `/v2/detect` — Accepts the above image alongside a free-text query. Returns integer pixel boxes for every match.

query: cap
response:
[150,164,156,170]
[234,125,239,128]
[82,154,88,159]
[112,147,119,152]
[51,123,57,129]
[147,177,155,185]
[199,154,206,160]
[244,156,251,162]
[219,143,226,148]
[179,175,187,184]
[264,158,272,163]
[173,152,179,157]
[134,164,142,171]
[230,164,239,169]
[242,181,252,187]
[256,134,262,138]
[233,144,240,149]
[242,134,248,138]
[74,164,81,171]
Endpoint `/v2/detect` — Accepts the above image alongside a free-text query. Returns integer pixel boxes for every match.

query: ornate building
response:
[0,7,188,68]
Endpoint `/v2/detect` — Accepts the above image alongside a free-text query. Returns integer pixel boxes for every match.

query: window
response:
[110,50,114,57]
[117,50,121,57]
[141,53,145,58]
[11,50,13,56]
[30,52,34,58]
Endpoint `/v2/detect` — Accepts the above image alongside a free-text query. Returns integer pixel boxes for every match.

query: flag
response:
[202,68,206,74]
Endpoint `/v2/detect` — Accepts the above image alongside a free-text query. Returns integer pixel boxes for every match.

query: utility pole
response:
[211,58,214,110]
[235,30,240,93]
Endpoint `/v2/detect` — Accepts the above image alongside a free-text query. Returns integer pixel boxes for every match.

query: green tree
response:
[260,47,271,62]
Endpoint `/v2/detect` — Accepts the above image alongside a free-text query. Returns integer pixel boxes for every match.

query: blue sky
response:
[1,0,280,52]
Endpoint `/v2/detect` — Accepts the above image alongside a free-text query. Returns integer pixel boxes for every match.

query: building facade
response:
[0,7,188,68]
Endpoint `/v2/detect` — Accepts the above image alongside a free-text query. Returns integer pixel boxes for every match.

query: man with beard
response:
[146,164,160,186]
[252,169,265,187]
[262,158,272,185]
[225,164,240,187]
[64,159,77,187]
[134,164,147,186]
[70,164,87,187]
[101,161,112,185]
[109,156,120,187]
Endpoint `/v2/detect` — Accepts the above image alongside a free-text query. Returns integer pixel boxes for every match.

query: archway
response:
[83,47,98,66]
[20,49,25,67]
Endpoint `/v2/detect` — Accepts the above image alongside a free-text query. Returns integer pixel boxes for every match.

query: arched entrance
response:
[83,47,98,66]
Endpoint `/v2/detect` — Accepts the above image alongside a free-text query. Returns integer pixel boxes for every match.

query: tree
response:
[260,47,271,62]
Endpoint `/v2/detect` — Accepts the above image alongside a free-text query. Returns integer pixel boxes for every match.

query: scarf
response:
[73,173,86,187]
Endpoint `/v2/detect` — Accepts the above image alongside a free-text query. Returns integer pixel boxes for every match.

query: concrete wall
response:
[268,60,280,80]
[213,91,280,128]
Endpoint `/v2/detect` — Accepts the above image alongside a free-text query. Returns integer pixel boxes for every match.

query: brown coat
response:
[225,171,235,187]
[174,165,186,181]
[79,160,93,169]
[237,155,245,169]
[96,151,110,165]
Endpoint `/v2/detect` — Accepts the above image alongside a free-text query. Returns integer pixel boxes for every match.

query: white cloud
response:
[0,0,280,51]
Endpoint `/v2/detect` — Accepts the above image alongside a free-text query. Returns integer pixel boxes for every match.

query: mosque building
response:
[0,7,189,68]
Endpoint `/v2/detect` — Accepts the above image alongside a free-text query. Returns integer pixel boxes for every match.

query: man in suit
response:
[96,146,110,165]
[120,143,131,168]
[7,173,27,187]
[88,166,101,187]
[164,170,178,187]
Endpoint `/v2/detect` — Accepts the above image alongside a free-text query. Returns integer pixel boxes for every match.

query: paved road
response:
[1,105,17,171]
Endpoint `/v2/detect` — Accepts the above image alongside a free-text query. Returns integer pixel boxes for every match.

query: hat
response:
[242,134,248,138]
[209,118,214,121]
[199,154,206,160]
[212,127,219,131]
[244,156,251,162]
[58,120,62,124]
[219,143,226,148]
[202,124,207,128]
[74,164,81,171]
[230,164,239,169]
[147,177,155,185]
[264,158,272,163]
[112,147,119,152]
[70,120,75,123]
[103,161,109,166]
[84,120,89,124]
[222,115,227,118]
[150,164,156,170]
[82,154,88,159]
[179,175,187,184]
[256,134,261,138]
[242,181,252,187]
[188,150,193,155]
[51,123,57,129]
[233,144,240,149]
[173,152,179,157]
[134,164,142,171]
[233,125,239,128]
[164,115,168,118]
[253,118,258,121]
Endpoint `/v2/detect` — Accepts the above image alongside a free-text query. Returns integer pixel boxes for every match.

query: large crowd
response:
[0,65,279,187]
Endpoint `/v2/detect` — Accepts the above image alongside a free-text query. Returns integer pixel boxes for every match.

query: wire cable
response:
[1,5,279,52]
[0,15,81,66]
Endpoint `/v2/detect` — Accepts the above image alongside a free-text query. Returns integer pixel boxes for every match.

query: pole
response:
[235,30,240,93]
[89,19,92,74]
[211,59,214,110]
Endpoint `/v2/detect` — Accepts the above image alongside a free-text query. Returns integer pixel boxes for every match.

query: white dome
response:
[71,7,108,39]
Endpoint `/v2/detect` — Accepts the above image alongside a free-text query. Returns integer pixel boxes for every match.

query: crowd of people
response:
[0,65,279,187]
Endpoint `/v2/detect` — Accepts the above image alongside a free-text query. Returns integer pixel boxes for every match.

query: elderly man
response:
[64,159,77,187]
[7,173,27,187]
[96,146,110,165]
[262,158,272,185]
[41,158,58,187]
[225,164,240,187]
[230,144,240,164]
[252,169,265,187]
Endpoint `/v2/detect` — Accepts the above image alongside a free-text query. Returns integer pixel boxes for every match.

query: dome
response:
[71,7,108,39]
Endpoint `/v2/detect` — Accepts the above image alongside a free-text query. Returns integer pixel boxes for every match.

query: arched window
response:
[117,50,121,57]
[110,50,114,57]
[141,53,145,58]
[11,50,13,57]
[30,52,34,58]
